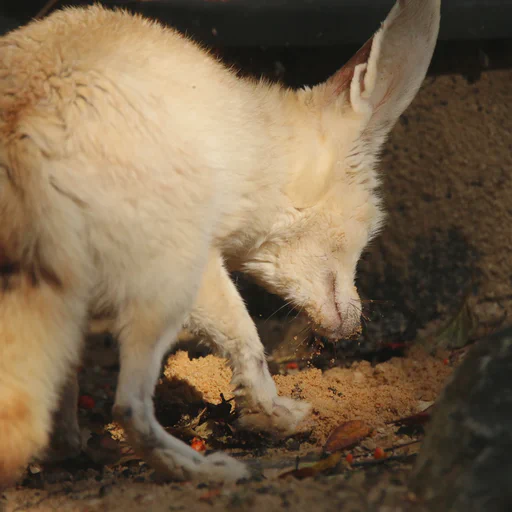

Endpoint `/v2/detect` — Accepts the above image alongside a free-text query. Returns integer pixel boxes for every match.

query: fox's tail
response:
[0,134,89,488]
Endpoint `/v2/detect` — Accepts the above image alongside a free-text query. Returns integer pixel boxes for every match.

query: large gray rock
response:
[410,327,512,512]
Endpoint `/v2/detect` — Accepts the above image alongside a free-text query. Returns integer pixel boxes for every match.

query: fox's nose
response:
[330,286,362,339]
[340,316,362,339]
[312,312,361,341]
[327,300,362,340]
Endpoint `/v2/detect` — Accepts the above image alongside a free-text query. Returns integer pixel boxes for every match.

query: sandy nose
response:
[337,295,362,339]
[340,311,362,339]
[312,304,362,340]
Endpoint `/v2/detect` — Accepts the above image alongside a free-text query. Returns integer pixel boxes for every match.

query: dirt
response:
[162,347,451,448]
[3,339,454,512]
[3,466,427,512]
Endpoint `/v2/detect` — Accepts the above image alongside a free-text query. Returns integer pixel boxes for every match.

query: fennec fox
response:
[0,0,440,486]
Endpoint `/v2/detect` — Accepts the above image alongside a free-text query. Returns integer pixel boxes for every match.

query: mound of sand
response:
[164,347,453,444]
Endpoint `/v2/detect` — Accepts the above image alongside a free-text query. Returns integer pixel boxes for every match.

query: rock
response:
[409,327,512,512]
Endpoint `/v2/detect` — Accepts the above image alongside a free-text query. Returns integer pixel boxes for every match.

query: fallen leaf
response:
[419,289,475,351]
[416,401,435,413]
[390,406,433,427]
[193,419,216,439]
[323,420,373,453]
[279,452,343,480]
[113,454,142,467]
[28,464,42,475]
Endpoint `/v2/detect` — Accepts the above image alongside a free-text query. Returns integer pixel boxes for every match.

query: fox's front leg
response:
[186,250,311,437]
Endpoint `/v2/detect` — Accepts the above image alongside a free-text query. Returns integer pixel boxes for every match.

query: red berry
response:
[78,395,95,409]
[286,362,299,370]
[190,437,206,452]
[374,447,386,460]
[345,453,354,464]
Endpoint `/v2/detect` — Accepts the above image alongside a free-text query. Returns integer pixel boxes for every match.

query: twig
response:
[34,0,61,20]
[385,439,422,453]
[352,454,417,468]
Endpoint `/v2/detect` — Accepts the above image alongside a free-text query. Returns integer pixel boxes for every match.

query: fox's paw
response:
[237,396,312,437]
[199,452,251,482]
[151,447,250,483]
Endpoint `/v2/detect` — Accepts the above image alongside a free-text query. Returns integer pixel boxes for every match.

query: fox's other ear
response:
[324,0,441,142]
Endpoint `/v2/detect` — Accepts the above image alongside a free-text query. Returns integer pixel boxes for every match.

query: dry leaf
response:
[279,452,343,480]
[390,406,433,427]
[417,401,435,413]
[28,464,42,475]
[420,290,475,351]
[323,420,373,453]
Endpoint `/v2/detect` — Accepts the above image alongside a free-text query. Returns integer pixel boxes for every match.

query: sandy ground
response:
[3,345,454,512]
[3,467,427,512]
[164,348,451,447]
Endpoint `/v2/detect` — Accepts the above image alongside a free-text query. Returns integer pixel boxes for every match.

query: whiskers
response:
[264,299,295,323]
[294,321,313,349]
[350,298,395,330]
[264,298,313,354]
[349,299,370,326]
[265,298,307,325]
[280,300,312,349]
[284,300,307,324]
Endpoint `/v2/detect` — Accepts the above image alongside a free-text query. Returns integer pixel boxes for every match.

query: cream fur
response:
[0,0,440,485]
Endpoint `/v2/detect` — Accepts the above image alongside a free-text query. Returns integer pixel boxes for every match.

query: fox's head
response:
[243,0,441,340]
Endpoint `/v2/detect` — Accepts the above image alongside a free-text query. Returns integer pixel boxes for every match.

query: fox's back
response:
[0,5,247,161]
[0,6,251,301]
[0,5,233,106]
[1,4,294,275]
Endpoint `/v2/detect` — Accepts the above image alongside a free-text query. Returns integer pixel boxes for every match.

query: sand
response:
[164,347,453,446]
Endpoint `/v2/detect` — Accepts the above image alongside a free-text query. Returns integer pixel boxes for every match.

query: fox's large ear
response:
[327,0,441,142]
[287,0,440,209]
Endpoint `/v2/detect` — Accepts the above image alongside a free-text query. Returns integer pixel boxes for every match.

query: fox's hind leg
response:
[45,371,82,462]
[112,296,249,483]
[0,270,87,488]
